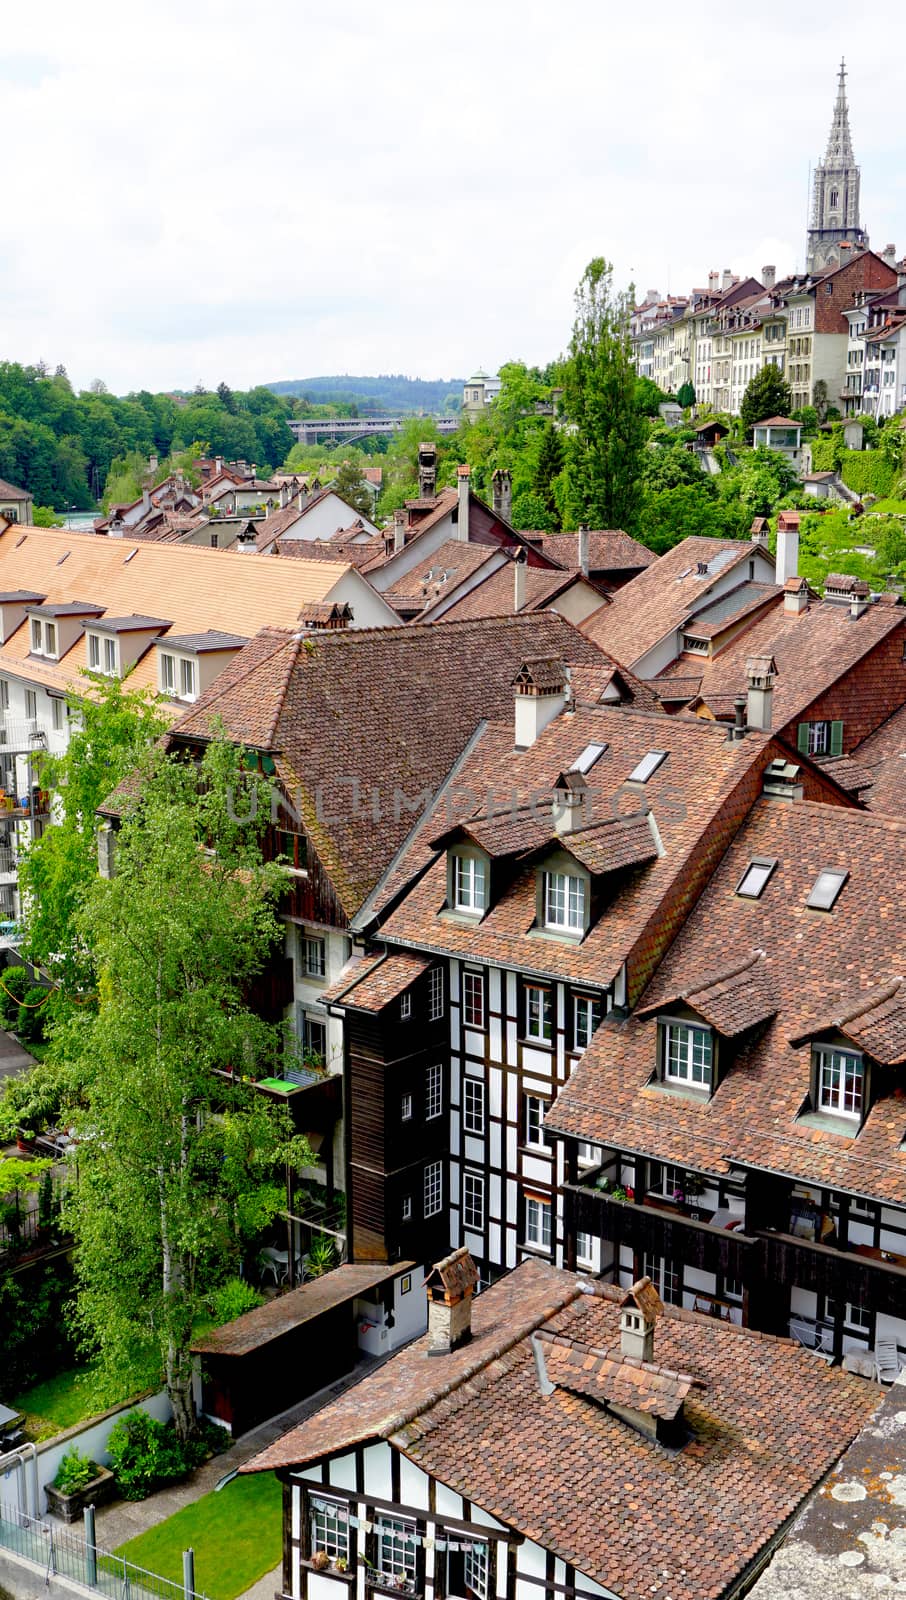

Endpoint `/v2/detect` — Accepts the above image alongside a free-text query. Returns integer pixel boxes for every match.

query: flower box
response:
[44,1464,116,1524]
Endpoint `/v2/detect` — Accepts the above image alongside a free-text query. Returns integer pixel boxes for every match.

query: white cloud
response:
[1,0,903,391]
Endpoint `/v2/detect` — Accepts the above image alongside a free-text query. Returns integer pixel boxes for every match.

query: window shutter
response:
[797,723,810,754]
[830,720,844,757]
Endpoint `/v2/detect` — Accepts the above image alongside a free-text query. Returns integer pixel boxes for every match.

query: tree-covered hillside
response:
[266,374,464,414]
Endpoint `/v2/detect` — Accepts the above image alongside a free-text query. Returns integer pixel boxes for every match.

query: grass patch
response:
[869,499,906,514]
[12,1359,159,1439]
[114,1472,282,1600]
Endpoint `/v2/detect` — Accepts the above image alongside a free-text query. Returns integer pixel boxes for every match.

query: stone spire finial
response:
[824,57,855,166]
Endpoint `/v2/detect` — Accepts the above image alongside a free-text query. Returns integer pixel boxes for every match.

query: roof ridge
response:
[176,631,302,746]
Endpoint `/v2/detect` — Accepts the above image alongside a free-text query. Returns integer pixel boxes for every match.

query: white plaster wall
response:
[31,1390,172,1513]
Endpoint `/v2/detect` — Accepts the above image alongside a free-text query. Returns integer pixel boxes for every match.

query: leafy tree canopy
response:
[740,366,793,433]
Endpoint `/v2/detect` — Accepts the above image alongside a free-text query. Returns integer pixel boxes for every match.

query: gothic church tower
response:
[806,61,869,274]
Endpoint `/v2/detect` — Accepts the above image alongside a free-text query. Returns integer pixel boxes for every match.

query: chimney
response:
[762,264,776,290]
[513,549,527,612]
[619,1278,662,1363]
[746,654,776,732]
[280,481,290,509]
[749,517,769,547]
[552,769,587,835]
[578,524,590,578]
[882,244,897,267]
[215,455,223,476]
[393,508,407,553]
[141,488,151,513]
[646,288,660,303]
[148,453,159,474]
[250,463,257,482]
[418,442,437,499]
[784,576,809,615]
[721,268,732,291]
[512,657,569,749]
[456,465,470,542]
[775,511,800,586]
[492,468,512,524]
[732,694,747,740]
[425,1247,478,1356]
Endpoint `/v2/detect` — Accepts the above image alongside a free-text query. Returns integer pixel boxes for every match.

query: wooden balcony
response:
[754,1228,906,1320]
[565,1180,754,1279]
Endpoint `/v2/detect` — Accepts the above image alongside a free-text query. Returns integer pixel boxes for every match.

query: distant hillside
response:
[266,374,464,415]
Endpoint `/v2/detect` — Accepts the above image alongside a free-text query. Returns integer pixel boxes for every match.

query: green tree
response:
[59,739,309,1439]
[676,382,696,410]
[643,441,708,493]
[812,379,829,425]
[532,423,565,518]
[637,484,741,554]
[333,460,375,518]
[736,447,799,517]
[740,366,793,434]
[18,675,167,995]
[561,259,648,531]
[216,381,237,415]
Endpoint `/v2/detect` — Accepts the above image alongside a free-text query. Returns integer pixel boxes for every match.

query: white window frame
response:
[160,652,176,694]
[574,993,601,1051]
[425,1062,443,1121]
[525,984,553,1043]
[816,1046,864,1121]
[428,965,445,1021]
[424,1159,442,1218]
[44,622,57,659]
[300,1010,327,1065]
[649,1160,685,1200]
[179,656,197,701]
[808,720,830,756]
[400,1092,413,1122]
[462,970,485,1030]
[51,697,65,731]
[375,1516,417,1583]
[310,1496,349,1562]
[103,636,117,676]
[453,852,487,913]
[576,1231,595,1269]
[402,1195,412,1221]
[542,869,586,933]
[302,933,326,979]
[524,1094,549,1149]
[463,1077,485,1135]
[30,618,42,653]
[463,1170,485,1233]
[400,991,412,1020]
[25,689,37,721]
[464,1543,489,1600]
[643,1252,681,1305]
[577,1141,600,1169]
[88,633,101,670]
[525,1194,552,1252]
[663,1019,712,1088]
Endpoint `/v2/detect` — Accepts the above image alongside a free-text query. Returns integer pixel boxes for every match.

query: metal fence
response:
[0,1501,209,1600]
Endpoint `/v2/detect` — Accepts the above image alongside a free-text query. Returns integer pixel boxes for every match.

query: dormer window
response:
[451,850,487,914]
[30,618,58,659]
[662,1019,713,1089]
[160,652,176,694]
[180,658,197,701]
[543,869,586,933]
[815,1046,864,1121]
[87,632,118,676]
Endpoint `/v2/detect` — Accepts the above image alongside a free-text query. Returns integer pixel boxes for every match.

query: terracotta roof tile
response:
[527,530,657,574]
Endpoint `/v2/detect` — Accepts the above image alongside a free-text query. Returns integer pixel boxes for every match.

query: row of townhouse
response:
[631,248,905,417]
[150,524,906,1371]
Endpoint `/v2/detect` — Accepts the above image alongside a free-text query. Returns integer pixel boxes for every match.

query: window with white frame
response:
[649,1160,685,1200]
[824,1296,870,1332]
[400,991,412,1020]
[179,657,197,701]
[402,1195,412,1221]
[452,852,487,913]
[301,933,326,978]
[524,1094,549,1149]
[464,1543,488,1600]
[542,869,586,933]
[401,1093,413,1122]
[300,1011,327,1064]
[525,984,553,1043]
[0,679,8,711]
[30,618,42,653]
[424,1159,442,1217]
[25,689,37,721]
[663,1020,712,1088]
[103,636,117,676]
[160,652,176,694]
[808,720,831,756]
[425,1062,443,1120]
[525,1194,552,1251]
[815,1046,864,1120]
[375,1516,416,1583]
[428,965,445,1021]
[463,1077,485,1134]
[722,1277,744,1304]
[577,1141,600,1168]
[574,993,602,1051]
[310,1496,349,1562]
[463,1170,485,1232]
[642,1252,681,1305]
[462,970,485,1030]
[88,633,101,670]
[576,1231,595,1268]
[45,622,57,658]
[51,697,65,731]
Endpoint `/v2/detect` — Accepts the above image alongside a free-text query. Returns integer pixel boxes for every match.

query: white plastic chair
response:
[875,1340,902,1384]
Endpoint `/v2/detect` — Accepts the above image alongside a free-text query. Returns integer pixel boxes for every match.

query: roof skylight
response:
[627,750,668,784]
[572,742,607,775]
[806,869,848,911]
[736,858,777,900]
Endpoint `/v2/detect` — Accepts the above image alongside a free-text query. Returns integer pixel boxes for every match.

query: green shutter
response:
[797,723,810,754]
[830,720,844,757]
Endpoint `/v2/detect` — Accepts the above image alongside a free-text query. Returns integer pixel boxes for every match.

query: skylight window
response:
[736,858,777,899]
[572,742,607,775]
[627,750,668,784]
[806,869,848,911]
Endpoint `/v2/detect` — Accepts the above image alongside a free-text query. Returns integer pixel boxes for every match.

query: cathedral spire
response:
[824,58,855,167]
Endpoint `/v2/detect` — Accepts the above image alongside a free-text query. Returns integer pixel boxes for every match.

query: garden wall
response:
[32,1389,172,1513]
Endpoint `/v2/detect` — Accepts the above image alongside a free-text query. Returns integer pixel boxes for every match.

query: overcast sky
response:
[2,0,904,395]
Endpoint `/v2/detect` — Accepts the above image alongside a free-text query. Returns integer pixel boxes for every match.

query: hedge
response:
[840,452,897,497]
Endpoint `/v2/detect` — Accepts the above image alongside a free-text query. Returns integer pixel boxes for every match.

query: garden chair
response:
[875,1340,903,1385]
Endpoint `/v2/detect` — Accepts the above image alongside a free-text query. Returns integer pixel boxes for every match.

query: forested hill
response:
[266,374,464,414]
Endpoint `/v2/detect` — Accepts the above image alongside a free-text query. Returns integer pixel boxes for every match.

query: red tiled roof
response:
[528,531,657,574]
[438,563,604,623]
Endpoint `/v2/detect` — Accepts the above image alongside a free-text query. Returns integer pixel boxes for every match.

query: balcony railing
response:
[565,1178,754,1279]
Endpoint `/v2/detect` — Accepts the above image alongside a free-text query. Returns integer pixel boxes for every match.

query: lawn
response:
[12,1362,156,1440]
[114,1472,282,1600]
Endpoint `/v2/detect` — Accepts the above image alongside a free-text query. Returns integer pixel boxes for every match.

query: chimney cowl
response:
[619,1277,663,1363]
[425,1248,478,1356]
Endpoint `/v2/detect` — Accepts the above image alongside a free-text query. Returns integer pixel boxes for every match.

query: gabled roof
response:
[548,799,906,1202]
[167,614,608,920]
[438,562,606,623]
[526,530,657,575]
[243,1260,877,1600]
[636,949,777,1036]
[0,479,33,502]
[538,1330,699,1422]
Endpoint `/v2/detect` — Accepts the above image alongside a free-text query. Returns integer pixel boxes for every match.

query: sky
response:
[2,0,904,395]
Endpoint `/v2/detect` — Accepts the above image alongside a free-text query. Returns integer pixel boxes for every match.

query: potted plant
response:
[44,1447,115,1524]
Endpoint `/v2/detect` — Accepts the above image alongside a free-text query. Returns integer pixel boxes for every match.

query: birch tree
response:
[62,739,306,1439]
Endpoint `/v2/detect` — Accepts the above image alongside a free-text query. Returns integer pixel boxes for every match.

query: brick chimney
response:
[578,525,590,578]
[492,468,512,525]
[775,511,800,586]
[455,466,470,543]
[619,1277,663,1363]
[746,654,777,732]
[512,657,569,749]
[513,549,527,612]
[425,1247,478,1356]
